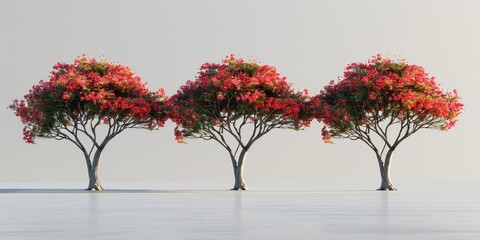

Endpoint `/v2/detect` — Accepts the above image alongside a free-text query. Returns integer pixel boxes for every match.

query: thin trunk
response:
[377,150,397,191]
[86,148,104,191]
[231,150,248,191]
[376,154,385,180]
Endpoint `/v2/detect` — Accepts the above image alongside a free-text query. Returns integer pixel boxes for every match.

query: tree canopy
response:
[10,55,168,144]
[170,55,311,145]
[314,54,463,145]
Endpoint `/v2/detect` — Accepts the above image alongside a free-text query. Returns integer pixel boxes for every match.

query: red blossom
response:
[9,55,168,143]
[169,55,312,142]
[313,55,463,143]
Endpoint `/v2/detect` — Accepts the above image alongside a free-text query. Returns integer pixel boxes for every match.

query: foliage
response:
[313,55,463,145]
[9,55,168,144]
[170,55,311,146]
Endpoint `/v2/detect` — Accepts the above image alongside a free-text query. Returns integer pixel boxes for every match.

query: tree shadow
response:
[0,188,231,194]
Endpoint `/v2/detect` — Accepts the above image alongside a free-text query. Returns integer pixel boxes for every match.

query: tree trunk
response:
[231,150,248,191]
[377,150,397,191]
[86,149,104,191]
[87,166,104,191]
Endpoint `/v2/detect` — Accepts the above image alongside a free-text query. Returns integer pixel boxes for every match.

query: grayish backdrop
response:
[1,0,478,187]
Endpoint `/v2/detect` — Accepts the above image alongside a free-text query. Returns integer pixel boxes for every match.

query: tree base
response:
[376,187,398,191]
[377,182,398,191]
[231,182,248,191]
[86,181,104,191]
[85,187,105,191]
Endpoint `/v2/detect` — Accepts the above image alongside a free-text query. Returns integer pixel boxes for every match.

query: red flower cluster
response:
[170,55,311,142]
[313,55,463,142]
[9,55,168,143]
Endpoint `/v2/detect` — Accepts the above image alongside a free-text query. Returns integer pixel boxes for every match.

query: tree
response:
[170,55,311,190]
[9,55,168,191]
[313,55,463,190]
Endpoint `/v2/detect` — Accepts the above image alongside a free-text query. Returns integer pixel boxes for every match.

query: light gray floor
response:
[0,183,479,240]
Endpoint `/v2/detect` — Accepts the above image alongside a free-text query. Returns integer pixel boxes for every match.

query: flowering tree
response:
[9,55,168,191]
[313,55,463,190]
[170,55,311,190]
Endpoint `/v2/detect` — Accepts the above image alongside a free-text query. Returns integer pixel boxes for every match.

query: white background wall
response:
[0,0,478,186]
